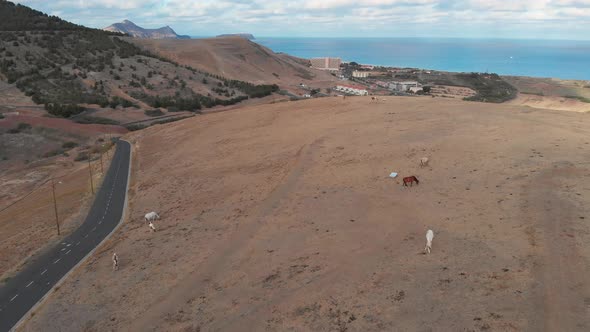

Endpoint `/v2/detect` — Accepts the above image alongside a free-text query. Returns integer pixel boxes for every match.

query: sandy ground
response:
[21,96,590,331]
[507,93,590,113]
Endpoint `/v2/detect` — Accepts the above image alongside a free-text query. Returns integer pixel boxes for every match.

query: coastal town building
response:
[352,70,369,78]
[374,80,389,88]
[310,57,342,71]
[334,84,368,96]
[389,81,421,92]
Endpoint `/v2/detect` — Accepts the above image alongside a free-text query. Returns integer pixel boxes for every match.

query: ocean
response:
[254,38,590,81]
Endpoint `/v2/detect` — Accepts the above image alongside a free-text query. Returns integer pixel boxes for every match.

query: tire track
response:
[130,137,325,331]
[524,165,590,331]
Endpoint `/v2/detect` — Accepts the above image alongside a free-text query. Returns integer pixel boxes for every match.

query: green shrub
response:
[17,122,32,130]
[44,103,85,118]
[152,116,192,125]
[522,91,544,96]
[43,148,64,158]
[74,151,89,161]
[74,115,120,125]
[144,109,164,117]
[108,96,136,109]
[62,141,78,149]
[125,124,147,131]
[564,95,590,103]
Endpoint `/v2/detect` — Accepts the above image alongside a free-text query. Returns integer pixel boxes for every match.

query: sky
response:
[13,0,590,40]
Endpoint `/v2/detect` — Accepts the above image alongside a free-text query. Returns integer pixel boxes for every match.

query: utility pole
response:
[51,178,60,235]
[100,150,104,174]
[88,155,94,194]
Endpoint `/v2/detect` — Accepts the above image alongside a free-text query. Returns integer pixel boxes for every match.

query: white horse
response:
[420,157,429,167]
[425,230,434,254]
[112,252,119,271]
[144,211,160,222]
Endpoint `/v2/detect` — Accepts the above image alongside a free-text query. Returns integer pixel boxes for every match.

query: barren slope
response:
[507,93,590,112]
[130,37,337,88]
[504,76,590,112]
[24,97,590,331]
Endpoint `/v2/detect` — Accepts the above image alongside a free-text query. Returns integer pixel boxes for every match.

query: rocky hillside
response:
[104,20,190,39]
[130,37,338,89]
[0,0,280,166]
[0,1,278,117]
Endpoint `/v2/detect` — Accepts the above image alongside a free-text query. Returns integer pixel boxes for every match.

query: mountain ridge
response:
[104,20,190,39]
[216,33,255,40]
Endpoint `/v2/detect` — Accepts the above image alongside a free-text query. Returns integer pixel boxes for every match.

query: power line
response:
[51,178,60,235]
[0,152,107,213]
[88,155,95,194]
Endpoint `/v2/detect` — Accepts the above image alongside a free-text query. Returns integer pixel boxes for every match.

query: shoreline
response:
[250,37,590,81]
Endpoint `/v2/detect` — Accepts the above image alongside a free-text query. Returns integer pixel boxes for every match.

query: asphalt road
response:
[0,140,131,332]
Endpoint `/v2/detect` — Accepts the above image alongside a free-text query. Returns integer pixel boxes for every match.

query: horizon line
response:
[187,35,590,42]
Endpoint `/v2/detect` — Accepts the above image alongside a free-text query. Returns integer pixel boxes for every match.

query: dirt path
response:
[525,165,590,331]
[129,138,322,331]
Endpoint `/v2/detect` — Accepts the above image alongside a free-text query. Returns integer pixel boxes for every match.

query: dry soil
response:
[22,96,590,332]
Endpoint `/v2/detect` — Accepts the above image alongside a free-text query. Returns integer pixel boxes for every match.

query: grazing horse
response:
[403,176,419,187]
[144,211,160,222]
[425,229,434,254]
[112,252,119,271]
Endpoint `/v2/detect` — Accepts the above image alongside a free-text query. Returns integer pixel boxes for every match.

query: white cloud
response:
[10,0,590,39]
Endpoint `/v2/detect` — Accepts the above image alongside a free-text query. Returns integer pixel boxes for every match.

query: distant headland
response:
[104,20,190,39]
[216,33,255,40]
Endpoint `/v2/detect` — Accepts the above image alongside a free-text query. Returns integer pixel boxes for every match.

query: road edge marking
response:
[11,139,133,332]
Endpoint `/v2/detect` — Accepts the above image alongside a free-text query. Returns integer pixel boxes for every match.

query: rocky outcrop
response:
[104,20,190,39]
[216,33,255,40]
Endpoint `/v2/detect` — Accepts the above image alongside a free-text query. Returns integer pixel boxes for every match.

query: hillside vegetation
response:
[0,0,84,30]
[131,37,338,88]
[395,71,518,103]
[0,0,278,116]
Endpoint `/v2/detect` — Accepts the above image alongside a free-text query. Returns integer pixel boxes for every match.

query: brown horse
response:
[403,176,419,187]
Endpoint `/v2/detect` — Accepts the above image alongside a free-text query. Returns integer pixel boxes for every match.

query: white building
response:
[409,86,423,94]
[352,70,369,78]
[389,81,421,92]
[334,84,368,96]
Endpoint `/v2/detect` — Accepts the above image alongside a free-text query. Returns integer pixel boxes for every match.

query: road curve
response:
[0,140,132,332]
